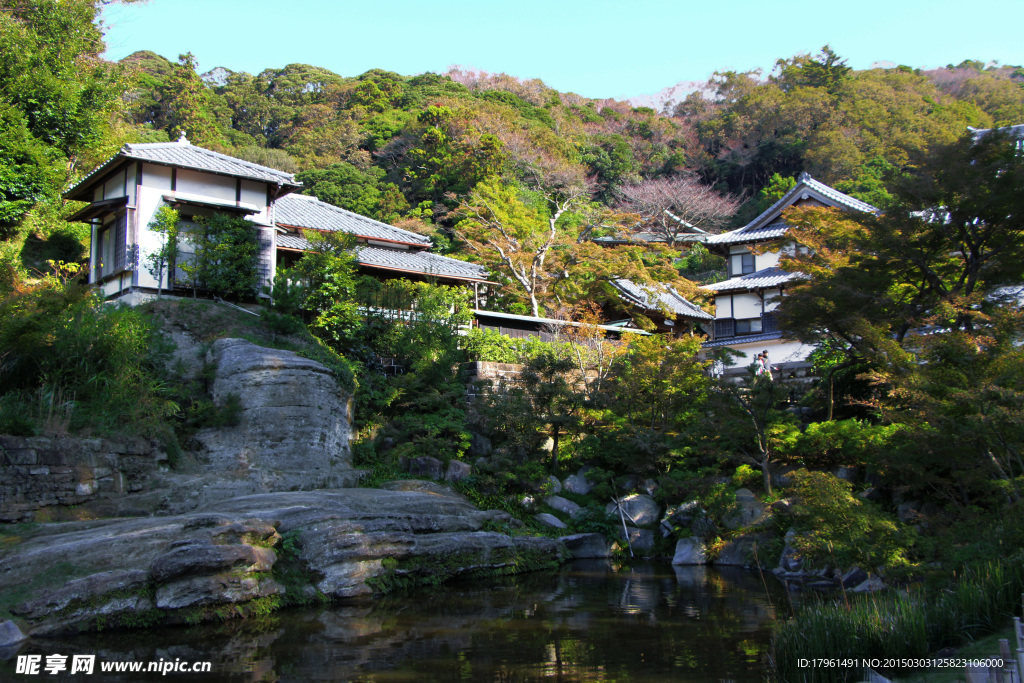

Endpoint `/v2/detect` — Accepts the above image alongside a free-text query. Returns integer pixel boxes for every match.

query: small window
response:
[741,253,755,274]
[714,319,735,338]
[112,214,128,272]
[735,318,763,335]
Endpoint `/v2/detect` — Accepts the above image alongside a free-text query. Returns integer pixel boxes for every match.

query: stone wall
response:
[0,436,166,523]
[462,361,525,399]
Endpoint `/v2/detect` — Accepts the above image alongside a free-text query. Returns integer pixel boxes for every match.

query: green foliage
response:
[785,418,900,469]
[0,271,178,436]
[783,468,910,572]
[178,212,260,300]
[281,230,360,348]
[143,206,179,296]
[161,52,216,145]
[351,280,474,463]
[461,327,550,363]
[297,162,407,220]
[772,551,1024,683]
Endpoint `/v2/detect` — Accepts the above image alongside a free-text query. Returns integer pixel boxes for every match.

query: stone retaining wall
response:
[0,436,165,523]
[461,361,525,399]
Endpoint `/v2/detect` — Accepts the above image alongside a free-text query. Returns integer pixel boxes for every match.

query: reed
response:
[771,552,1024,683]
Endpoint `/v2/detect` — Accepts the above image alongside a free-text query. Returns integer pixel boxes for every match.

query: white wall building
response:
[65,136,489,303]
[65,134,301,304]
[701,172,879,375]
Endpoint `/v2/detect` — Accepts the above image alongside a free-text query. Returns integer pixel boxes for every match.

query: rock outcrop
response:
[0,486,566,637]
[193,339,355,491]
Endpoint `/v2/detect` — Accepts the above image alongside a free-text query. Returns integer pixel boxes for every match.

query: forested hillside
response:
[3,17,1022,314]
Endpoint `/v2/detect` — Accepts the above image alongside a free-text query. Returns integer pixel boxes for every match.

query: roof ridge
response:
[279,194,430,243]
[730,172,878,238]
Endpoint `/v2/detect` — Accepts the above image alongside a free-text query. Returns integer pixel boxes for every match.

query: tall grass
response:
[771,551,1024,682]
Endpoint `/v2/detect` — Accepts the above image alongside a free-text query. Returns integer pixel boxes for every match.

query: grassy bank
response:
[771,552,1024,682]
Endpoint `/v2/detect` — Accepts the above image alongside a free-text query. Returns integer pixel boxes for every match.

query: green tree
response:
[709,374,800,495]
[0,0,128,241]
[161,52,216,145]
[143,206,179,298]
[178,213,260,300]
[288,230,360,348]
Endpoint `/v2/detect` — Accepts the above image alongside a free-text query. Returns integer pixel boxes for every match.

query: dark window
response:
[741,253,755,274]
[762,311,778,333]
[714,319,735,338]
[112,214,127,272]
[735,318,763,335]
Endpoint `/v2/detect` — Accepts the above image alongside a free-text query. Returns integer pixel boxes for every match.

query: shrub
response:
[783,468,911,572]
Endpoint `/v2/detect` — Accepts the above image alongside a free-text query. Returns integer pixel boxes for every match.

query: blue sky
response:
[101,0,1024,101]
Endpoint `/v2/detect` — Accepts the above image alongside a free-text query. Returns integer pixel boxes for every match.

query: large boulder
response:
[562,466,594,495]
[560,533,611,559]
[605,494,660,526]
[672,538,707,565]
[618,527,655,556]
[722,488,768,530]
[534,513,567,529]
[0,489,565,636]
[445,460,472,482]
[714,534,772,568]
[0,620,26,647]
[544,495,582,519]
[193,339,354,491]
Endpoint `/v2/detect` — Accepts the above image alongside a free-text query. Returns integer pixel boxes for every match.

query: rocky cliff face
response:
[193,338,354,491]
[0,487,567,637]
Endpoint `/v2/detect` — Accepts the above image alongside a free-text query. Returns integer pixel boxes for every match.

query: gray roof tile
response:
[275,194,430,245]
[611,278,713,320]
[707,173,878,246]
[356,245,487,281]
[276,233,487,282]
[701,267,804,292]
[702,331,784,348]
[66,137,299,198]
[705,222,790,245]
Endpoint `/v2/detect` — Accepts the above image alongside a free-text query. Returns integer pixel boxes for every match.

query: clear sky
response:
[100,0,1024,101]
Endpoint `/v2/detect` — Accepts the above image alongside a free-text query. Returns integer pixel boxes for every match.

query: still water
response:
[8,561,785,682]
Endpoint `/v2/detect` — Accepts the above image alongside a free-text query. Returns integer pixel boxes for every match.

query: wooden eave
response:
[65,196,129,223]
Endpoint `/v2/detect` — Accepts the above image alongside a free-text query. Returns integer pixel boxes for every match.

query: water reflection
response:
[4,561,784,682]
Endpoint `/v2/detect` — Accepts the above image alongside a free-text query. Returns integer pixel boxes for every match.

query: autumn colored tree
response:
[615,175,739,245]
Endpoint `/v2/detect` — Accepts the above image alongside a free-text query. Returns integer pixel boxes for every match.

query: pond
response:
[6,560,788,682]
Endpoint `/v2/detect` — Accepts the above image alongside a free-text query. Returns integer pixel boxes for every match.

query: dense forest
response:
[3,2,1024,679]
[2,0,1023,311]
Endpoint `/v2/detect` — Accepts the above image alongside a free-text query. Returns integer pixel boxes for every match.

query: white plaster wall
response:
[143,164,173,191]
[723,338,813,367]
[176,169,234,201]
[134,186,164,290]
[715,294,732,319]
[757,250,781,269]
[103,169,126,200]
[240,180,269,224]
[732,292,763,319]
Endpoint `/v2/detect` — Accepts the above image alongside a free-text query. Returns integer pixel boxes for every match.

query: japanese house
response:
[701,172,879,375]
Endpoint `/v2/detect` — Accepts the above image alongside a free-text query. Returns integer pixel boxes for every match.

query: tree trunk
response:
[761,458,772,496]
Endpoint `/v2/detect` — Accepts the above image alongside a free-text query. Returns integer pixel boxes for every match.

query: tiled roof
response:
[356,245,487,281]
[705,222,789,245]
[701,267,804,292]
[276,233,487,282]
[707,173,878,246]
[611,278,713,321]
[702,331,784,348]
[275,194,430,246]
[66,135,299,198]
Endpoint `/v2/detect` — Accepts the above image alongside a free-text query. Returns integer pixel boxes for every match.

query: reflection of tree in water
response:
[27,562,782,682]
